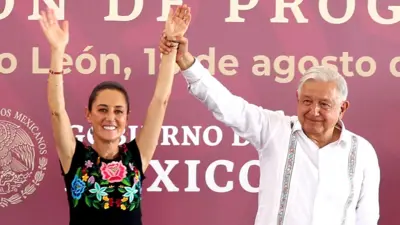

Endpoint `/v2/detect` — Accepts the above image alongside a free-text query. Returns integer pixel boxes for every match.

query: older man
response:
[159,34,380,225]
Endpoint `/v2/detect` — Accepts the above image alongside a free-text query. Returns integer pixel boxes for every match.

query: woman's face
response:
[86,89,128,143]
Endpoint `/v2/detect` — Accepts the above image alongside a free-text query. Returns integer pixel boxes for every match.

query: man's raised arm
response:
[160,36,286,150]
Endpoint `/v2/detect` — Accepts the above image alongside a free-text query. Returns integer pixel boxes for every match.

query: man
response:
[159,35,380,225]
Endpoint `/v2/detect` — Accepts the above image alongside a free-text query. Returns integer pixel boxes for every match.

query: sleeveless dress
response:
[61,139,145,225]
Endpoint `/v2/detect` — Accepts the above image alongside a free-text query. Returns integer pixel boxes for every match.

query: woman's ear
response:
[85,107,91,123]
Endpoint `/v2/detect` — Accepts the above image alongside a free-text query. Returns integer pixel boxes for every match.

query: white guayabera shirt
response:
[180,58,380,225]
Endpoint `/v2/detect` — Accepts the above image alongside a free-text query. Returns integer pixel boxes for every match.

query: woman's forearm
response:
[47,49,66,113]
[152,47,178,101]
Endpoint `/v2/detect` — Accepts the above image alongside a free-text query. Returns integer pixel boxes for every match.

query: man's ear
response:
[339,101,350,118]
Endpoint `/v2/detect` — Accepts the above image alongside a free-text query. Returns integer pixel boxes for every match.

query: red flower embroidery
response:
[122,144,128,153]
[100,161,127,183]
[109,198,122,207]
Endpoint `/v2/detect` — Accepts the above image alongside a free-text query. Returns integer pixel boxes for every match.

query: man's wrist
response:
[166,35,177,41]
[177,52,195,71]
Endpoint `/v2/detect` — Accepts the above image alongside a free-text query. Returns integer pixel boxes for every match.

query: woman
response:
[39,5,191,225]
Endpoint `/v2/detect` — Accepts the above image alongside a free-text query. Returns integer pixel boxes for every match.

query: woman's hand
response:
[164,4,191,40]
[39,8,69,52]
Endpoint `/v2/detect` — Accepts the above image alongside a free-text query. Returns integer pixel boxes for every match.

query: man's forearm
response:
[177,52,195,70]
[179,55,269,151]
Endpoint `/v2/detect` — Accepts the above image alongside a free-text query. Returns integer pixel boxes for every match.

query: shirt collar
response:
[291,119,351,146]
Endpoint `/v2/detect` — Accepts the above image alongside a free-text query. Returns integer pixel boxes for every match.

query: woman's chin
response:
[97,132,121,143]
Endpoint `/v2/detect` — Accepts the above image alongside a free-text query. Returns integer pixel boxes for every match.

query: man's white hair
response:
[297,66,348,102]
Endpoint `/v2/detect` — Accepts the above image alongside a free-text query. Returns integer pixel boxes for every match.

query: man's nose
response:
[310,104,321,116]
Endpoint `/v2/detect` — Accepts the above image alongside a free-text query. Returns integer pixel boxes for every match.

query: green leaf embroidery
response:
[129,203,136,211]
[100,180,109,185]
[73,198,79,207]
[85,195,91,207]
[118,187,126,193]
[91,171,100,177]
[124,160,129,166]
[72,145,144,211]
[126,151,132,158]
[121,178,131,186]
[93,201,100,209]
[76,168,82,177]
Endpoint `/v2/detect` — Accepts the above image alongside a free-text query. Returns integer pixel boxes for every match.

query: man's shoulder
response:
[344,129,378,156]
[344,129,372,146]
[344,130,380,174]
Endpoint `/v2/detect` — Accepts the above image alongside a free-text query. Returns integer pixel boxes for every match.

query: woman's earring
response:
[90,127,93,134]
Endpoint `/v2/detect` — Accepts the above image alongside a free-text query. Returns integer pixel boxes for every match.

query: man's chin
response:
[303,125,323,135]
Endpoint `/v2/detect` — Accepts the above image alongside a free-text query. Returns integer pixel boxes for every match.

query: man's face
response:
[297,80,349,136]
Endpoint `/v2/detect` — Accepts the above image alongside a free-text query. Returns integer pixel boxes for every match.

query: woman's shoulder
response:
[121,139,146,181]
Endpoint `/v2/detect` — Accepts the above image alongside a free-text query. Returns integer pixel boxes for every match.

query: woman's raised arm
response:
[136,5,191,172]
[39,8,76,174]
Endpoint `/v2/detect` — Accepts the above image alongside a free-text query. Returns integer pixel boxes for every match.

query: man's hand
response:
[159,34,187,58]
[159,33,194,70]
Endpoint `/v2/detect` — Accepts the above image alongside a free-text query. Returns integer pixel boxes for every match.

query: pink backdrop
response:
[1,1,399,225]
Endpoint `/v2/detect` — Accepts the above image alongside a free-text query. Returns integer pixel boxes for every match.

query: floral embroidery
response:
[70,143,143,211]
[82,174,89,182]
[89,182,108,201]
[100,161,127,183]
[340,135,358,225]
[71,175,86,200]
[85,160,93,168]
[277,130,297,225]
[123,182,139,203]
[276,125,359,225]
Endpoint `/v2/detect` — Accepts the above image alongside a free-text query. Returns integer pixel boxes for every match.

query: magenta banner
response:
[0,1,399,225]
